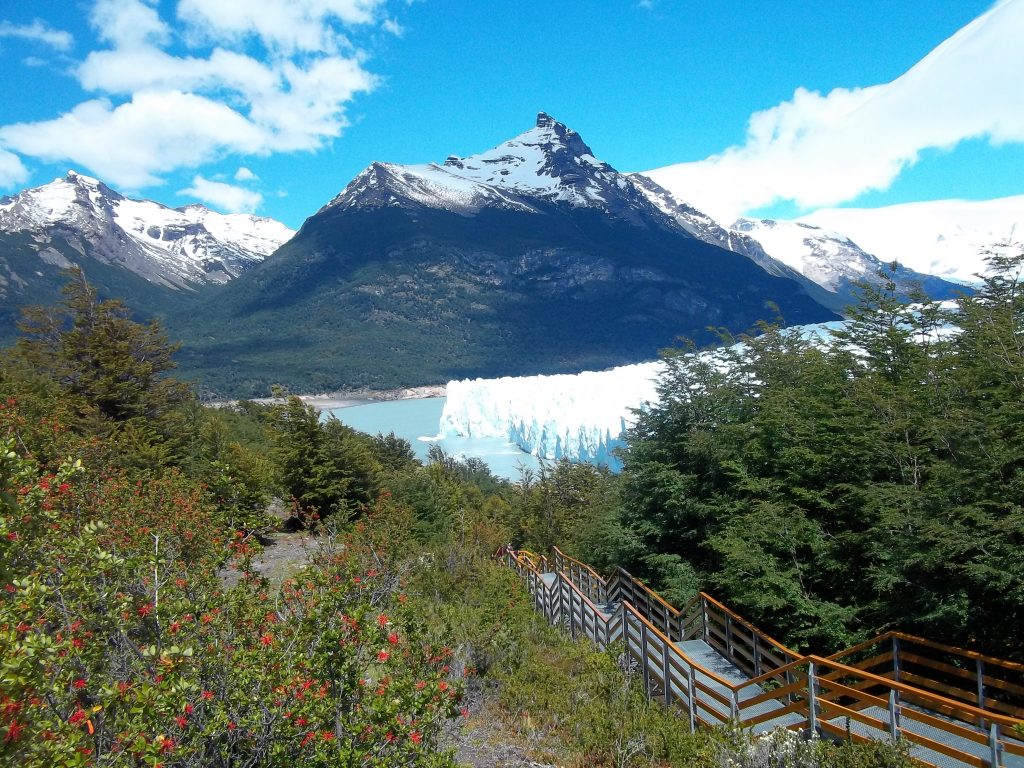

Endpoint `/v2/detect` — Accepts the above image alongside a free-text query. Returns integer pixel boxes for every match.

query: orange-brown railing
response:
[498,545,1024,767]
[828,631,1024,726]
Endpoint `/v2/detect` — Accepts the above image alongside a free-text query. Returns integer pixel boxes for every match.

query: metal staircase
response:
[500,546,1024,768]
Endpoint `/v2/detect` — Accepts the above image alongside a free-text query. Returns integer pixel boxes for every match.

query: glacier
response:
[437,322,850,470]
[437,362,664,471]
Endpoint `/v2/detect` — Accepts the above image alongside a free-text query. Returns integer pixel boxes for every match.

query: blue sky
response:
[0,0,1020,229]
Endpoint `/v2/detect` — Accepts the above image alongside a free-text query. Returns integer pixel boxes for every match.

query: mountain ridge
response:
[171,113,839,397]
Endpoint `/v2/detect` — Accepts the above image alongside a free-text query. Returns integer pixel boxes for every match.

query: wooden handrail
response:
[618,602,742,693]
[892,631,1024,673]
[552,546,608,587]
[499,544,1024,767]
[698,592,798,661]
[807,655,1023,731]
[614,566,683,617]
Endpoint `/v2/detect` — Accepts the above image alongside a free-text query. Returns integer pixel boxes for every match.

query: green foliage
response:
[0,433,463,767]
[266,397,381,525]
[17,270,190,429]
[617,252,1024,657]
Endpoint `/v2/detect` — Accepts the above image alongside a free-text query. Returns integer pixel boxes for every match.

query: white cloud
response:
[382,18,403,36]
[0,148,28,188]
[91,0,170,48]
[234,166,257,181]
[644,0,1024,222]
[1,0,392,192]
[180,174,263,212]
[0,92,266,188]
[176,0,385,53]
[0,19,74,51]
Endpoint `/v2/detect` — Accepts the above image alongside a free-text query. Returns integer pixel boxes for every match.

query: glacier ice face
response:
[437,322,850,470]
[437,362,664,470]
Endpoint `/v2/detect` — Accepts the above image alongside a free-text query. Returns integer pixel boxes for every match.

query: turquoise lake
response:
[325,397,541,481]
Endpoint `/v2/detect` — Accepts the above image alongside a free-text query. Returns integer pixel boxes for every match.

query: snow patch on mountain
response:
[732,218,874,292]
[326,113,659,224]
[798,197,1024,284]
[0,171,294,288]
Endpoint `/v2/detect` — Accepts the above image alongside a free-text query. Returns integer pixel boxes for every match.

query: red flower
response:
[175,715,188,729]
[184,703,194,715]
[410,731,422,744]
[377,650,389,663]
[201,690,214,700]
[387,632,399,645]
[68,708,88,726]
[73,678,87,690]
[137,603,154,618]
[376,613,389,628]
[260,633,273,647]
[4,721,24,742]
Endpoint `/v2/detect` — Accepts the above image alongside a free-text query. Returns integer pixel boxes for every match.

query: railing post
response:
[568,582,576,639]
[640,623,651,698]
[730,689,739,720]
[662,640,672,705]
[990,723,1001,768]
[752,633,762,678]
[891,636,901,684]
[887,689,900,740]
[687,660,697,733]
[701,595,709,642]
[807,662,819,736]
[725,613,734,659]
[977,658,986,712]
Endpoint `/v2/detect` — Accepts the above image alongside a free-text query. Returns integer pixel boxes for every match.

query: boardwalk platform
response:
[501,546,1024,768]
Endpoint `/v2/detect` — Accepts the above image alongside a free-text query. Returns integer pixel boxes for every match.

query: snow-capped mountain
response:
[732,219,880,292]
[798,197,1024,285]
[325,112,667,226]
[732,218,966,308]
[628,172,964,312]
[176,113,837,397]
[0,171,294,290]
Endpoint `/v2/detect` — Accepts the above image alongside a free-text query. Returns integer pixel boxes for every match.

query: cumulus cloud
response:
[0,0,391,196]
[0,19,74,51]
[1,92,266,188]
[234,166,257,181]
[180,174,263,212]
[0,148,28,187]
[643,0,1024,222]
[176,0,384,53]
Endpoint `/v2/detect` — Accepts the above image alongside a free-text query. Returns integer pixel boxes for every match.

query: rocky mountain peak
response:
[329,113,660,223]
[0,172,294,290]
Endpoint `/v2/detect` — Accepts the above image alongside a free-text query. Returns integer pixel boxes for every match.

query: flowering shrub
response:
[0,437,464,767]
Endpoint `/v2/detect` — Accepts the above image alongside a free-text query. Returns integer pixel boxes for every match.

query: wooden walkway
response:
[502,547,1024,768]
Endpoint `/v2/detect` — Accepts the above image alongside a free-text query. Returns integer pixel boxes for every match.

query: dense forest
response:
[2,251,1022,766]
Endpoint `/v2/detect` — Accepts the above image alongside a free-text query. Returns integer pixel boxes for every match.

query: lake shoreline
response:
[211,384,448,412]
